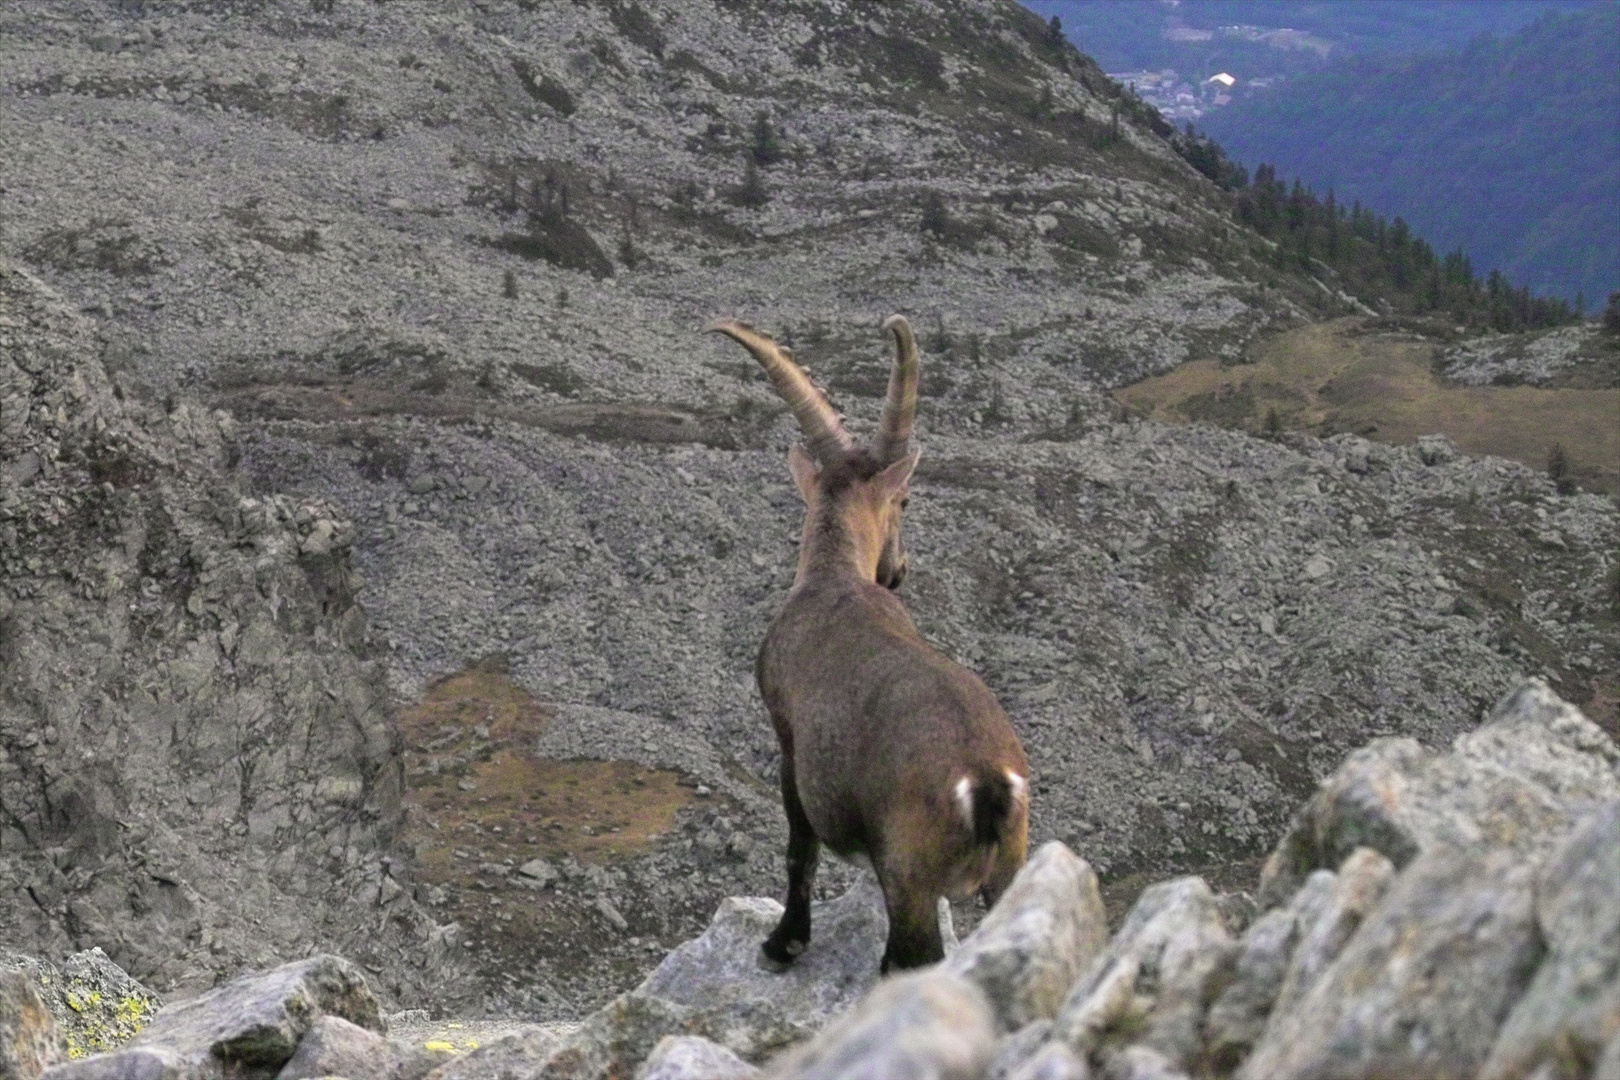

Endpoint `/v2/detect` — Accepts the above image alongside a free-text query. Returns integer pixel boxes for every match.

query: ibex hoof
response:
[758,938,805,972]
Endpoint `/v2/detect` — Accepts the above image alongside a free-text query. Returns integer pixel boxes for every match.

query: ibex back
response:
[708,314,1029,973]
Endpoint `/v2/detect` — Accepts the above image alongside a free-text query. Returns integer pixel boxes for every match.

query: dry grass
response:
[398,658,694,872]
[393,658,705,999]
[1116,317,1620,495]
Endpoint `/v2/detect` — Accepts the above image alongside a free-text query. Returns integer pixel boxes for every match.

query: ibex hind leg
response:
[761,761,820,971]
[877,870,946,974]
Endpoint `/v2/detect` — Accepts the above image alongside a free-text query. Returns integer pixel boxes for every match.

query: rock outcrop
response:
[0,948,160,1064]
[6,680,1614,1080]
[0,259,468,1006]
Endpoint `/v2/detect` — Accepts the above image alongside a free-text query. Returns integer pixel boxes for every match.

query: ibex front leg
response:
[761,748,820,970]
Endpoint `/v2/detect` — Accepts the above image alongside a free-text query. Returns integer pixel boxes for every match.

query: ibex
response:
[707,314,1030,973]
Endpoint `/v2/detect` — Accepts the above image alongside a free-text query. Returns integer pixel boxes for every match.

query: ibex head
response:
[707,315,920,590]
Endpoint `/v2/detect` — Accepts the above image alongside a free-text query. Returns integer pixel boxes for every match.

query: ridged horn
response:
[872,314,920,464]
[706,319,853,463]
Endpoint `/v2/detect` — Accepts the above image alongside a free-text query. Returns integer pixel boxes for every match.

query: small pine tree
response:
[750,111,782,167]
[502,268,518,299]
[555,285,569,308]
[731,160,769,208]
[920,191,949,237]
[1263,406,1283,436]
[1604,292,1620,335]
[1547,443,1576,495]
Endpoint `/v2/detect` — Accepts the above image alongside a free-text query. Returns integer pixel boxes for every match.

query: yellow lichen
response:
[423,1040,458,1053]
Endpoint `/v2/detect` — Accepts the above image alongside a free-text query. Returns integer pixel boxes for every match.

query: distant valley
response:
[1028,0,1620,306]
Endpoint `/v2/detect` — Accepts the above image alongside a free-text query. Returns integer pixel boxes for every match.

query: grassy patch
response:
[1116,317,1620,494]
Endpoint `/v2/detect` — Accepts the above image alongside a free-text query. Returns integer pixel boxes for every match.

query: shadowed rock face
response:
[0,260,469,1006]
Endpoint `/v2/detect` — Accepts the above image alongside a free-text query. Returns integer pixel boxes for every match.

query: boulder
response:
[418,1026,565,1080]
[1101,1045,1187,1080]
[1240,844,1543,1080]
[1006,1042,1089,1080]
[1,970,62,1080]
[637,1036,760,1080]
[505,878,886,1078]
[0,949,162,1062]
[40,956,381,1080]
[1264,846,1394,1022]
[1599,1030,1620,1080]
[1257,680,1620,907]
[762,970,997,1080]
[986,1021,1055,1080]
[1481,801,1620,1080]
[276,1015,398,1080]
[1052,878,1234,1068]
[944,843,1109,1032]
[1202,872,1334,1068]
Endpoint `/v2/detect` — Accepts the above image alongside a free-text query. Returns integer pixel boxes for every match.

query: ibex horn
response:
[707,319,854,463]
[872,314,920,464]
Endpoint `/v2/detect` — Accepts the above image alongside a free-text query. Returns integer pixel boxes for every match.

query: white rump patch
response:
[1007,771,1029,802]
[953,776,974,828]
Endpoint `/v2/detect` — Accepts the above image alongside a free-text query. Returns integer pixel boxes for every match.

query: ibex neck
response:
[794,510,879,587]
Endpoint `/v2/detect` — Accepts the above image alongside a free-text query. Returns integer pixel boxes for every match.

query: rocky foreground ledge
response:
[3,679,1617,1080]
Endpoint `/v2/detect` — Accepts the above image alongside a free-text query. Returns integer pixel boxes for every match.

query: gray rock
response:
[637,1035,761,1080]
[1598,1029,1620,1080]
[1007,1042,1090,1080]
[1201,873,1333,1068]
[1481,801,1620,1080]
[944,842,1108,1032]
[42,956,381,1080]
[1053,878,1234,1068]
[503,879,886,1079]
[1240,844,1543,1080]
[517,859,558,888]
[1265,846,1395,1022]
[1416,434,1458,465]
[0,950,161,1068]
[1100,1046,1187,1080]
[417,1026,565,1080]
[987,1021,1055,1080]
[276,1015,398,1080]
[389,1038,458,1080]
[624,878,884,1059]
[762,970,997,1080]
[1258,680,1620,908]
[1,969,62,1080]
[0,262,461,1010]
[38,1046,191,1080]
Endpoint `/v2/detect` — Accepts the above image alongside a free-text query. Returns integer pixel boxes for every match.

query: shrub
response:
[730,160,769,208]
[1548,443,1577,495]
[750,111,783,167]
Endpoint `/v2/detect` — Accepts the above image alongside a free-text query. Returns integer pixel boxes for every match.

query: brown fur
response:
[712,316,1030,974]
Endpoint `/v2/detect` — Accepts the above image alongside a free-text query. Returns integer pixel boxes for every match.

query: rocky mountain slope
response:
[2,0,1616,1020]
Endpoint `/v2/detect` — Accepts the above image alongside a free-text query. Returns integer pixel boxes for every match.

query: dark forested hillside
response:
[1196,4,1620,306]
[1021,0,1596,80]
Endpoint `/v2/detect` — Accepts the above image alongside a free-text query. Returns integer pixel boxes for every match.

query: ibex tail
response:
[954,769,1028,847]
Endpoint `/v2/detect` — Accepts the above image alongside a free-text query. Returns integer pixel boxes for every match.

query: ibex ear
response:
[873,448,921,502]
[787,443,820,504]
